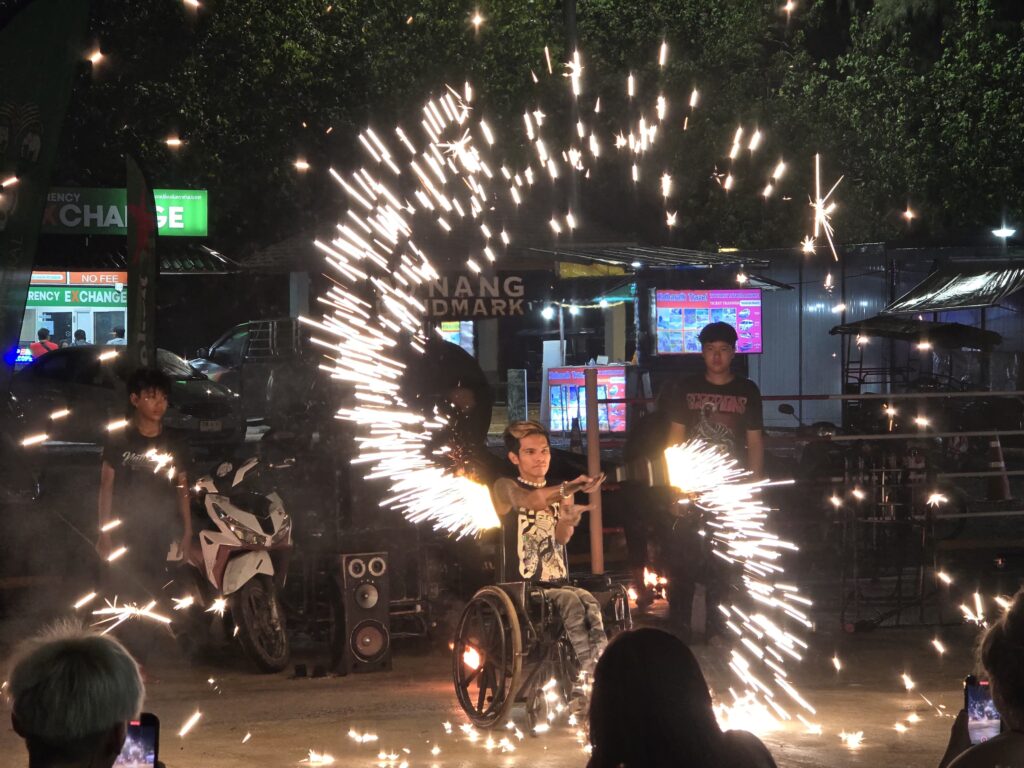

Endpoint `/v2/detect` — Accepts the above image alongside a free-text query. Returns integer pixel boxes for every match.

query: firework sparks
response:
[92,598,171,634]
[107,546,128,562]
[927,492,949,508]
[178,710,202,738]
[806,154,844,261]
[932,638,946,655]
[832,655,842,672]
[901,673,916,691]
[206,597,228,616]
[242,732,252,744]
[839,731,864,750]
[100,519,122,533]
[20,433,48,447]
[172,595,195,611]
[73,592,98,610]
[663,441,814,722]
[347,729,379,744]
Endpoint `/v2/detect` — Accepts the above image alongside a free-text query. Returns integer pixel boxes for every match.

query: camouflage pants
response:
[547,586,608,672]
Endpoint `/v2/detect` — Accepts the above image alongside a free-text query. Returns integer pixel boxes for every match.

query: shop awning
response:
[883,262,1024,314]
[36,240,238,275]
[830,315,1002,350]
[529,243,770,269]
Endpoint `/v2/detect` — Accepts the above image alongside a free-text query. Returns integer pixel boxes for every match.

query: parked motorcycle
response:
[174,455,293,672]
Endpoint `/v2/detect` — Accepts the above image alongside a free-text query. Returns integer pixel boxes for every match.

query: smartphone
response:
[965,676,1001,745]
[115,712,159,767]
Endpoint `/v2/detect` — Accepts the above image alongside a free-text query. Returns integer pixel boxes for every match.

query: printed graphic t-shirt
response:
[666,374,764,465]
[496,479,569,585]
[101,426,191,531]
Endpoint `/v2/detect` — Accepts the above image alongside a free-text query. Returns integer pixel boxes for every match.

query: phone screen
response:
[966,678,1001,745]
[115,715,159,767]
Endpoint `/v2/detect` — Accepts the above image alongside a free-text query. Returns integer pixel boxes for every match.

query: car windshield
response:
[158,349,203,380]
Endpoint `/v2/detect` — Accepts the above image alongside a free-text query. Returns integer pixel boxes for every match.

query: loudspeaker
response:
[333,552,391,674]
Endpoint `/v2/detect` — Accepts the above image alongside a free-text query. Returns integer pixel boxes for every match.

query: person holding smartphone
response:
[491,420,607,704]
[938,588,1024,768]
[7,622,146,768]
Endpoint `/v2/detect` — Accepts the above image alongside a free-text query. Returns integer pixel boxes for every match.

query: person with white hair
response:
[7,621,145,768]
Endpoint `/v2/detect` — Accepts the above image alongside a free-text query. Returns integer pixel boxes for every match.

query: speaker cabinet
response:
[333,552,391,674]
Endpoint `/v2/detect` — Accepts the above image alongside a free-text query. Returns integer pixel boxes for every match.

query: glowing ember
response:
[937,571,953,585]
[347,729,378,744]
[73,592,97,610]
[242,733,252,744]
[106,419,129,432]
[901,673,916,691]
[106,546,128,562]
[49,408,70,420]
[932,638,946,655]
[20,433,48,447]
[302,749,335,765]
[172,596,195,611]
[839,730,864,749]
[98,349,119,361]
[100,519,122,533]
[206,597,228,616]
[178,710,202,737]
[832,655,842,672]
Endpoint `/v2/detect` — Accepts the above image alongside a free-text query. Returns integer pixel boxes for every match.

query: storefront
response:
[17,270,128,359]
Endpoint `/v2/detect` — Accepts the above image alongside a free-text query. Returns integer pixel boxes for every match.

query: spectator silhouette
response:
[7,621,145,768]
[588,628,777,768]
[939,588,1024,767]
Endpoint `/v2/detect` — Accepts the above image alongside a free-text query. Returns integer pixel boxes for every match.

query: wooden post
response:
[584,368,604,573]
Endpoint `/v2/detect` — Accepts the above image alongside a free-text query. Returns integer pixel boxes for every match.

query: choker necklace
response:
[517,476,546,488]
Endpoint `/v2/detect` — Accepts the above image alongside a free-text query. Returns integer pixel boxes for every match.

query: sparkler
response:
[206,597,227,616]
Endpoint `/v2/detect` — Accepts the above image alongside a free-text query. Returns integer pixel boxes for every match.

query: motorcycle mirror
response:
[778,403,796,416]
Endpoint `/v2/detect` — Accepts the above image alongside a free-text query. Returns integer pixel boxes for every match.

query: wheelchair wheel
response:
[452,586,523,728]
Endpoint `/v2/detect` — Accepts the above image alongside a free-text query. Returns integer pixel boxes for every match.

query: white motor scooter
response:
[172,456,293,672]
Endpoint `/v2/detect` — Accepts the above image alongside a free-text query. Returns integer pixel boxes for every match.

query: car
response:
[8,346,244,455]
[189,318,329,424]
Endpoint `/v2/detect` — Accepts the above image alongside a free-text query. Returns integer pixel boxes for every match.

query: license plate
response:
[199,420,222,432]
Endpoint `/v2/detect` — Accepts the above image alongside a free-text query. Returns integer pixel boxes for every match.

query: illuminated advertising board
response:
[547,366,627,433]
[655,289,763,354]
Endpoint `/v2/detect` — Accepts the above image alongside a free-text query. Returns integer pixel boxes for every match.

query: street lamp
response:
[541,306,555,320]
[992,227,1016,239]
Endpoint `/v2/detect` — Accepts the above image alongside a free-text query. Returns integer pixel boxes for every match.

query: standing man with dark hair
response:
[29,328,57,359]
[667,321,764,476]
[107,327,126,346]
[97,369,194,602]
[72,329,90,346]
[663,321,765,641]
[491,420,607,707]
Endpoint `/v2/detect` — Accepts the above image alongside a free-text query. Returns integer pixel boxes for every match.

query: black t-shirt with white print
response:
[101,426,190,533]
[497,478,569,585]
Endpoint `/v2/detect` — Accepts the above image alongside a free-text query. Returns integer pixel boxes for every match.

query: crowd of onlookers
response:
[6,589,1024,768]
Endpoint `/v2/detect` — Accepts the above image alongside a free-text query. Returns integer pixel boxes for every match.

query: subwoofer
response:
[333,552,391,674]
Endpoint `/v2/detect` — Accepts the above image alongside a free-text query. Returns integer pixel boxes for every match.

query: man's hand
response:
[581,473,606,494]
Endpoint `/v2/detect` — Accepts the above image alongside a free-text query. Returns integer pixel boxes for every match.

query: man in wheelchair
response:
[491,421,608,689]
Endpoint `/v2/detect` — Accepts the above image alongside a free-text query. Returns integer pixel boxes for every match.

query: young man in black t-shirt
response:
[96,369,194,598]
[667,321,764,476]
[664,322,765,641]
[490,421,607,687]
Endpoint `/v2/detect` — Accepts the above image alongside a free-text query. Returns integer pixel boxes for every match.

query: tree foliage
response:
[54,0,1024,254]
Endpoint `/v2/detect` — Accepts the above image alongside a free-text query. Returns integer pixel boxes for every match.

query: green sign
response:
[41,187,208,236]
[26,285,127,308]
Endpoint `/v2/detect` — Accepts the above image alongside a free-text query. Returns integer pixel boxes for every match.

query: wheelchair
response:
[452,575,632,728]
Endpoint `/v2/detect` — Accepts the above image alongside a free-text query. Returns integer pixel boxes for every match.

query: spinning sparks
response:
[663,441,813,723]
[206,597,228,616]
[307,89,506,538]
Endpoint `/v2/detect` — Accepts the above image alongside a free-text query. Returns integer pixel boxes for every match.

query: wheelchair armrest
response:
[571,574,613,591]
